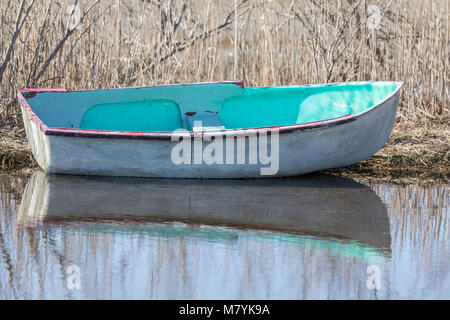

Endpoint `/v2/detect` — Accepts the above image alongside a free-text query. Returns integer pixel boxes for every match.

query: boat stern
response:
[18,91,53,171]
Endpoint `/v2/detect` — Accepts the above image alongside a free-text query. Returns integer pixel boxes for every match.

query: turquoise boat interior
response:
[22,82,402,132]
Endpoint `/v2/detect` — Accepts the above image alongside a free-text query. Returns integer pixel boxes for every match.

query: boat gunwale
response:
[18,80,403,141]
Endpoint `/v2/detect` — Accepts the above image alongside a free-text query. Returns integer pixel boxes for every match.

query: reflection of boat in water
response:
[18,171,391,251]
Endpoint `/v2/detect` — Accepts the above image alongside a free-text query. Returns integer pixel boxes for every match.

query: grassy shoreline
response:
[1,118,448,184]
[327,119,449,184]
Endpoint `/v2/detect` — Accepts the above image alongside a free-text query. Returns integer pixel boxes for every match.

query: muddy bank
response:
[0,127,33,172]
[1,120,449,184]
[326,120,449,184]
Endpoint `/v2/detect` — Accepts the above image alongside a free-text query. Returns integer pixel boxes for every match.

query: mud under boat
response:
[18,81,403,178]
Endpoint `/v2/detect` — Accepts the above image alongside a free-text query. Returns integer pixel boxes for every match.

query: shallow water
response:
[0,172,448,299]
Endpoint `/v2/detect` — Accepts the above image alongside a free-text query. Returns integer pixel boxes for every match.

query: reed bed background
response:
[0,0,448,177]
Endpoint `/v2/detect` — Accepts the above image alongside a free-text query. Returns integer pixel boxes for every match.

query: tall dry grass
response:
[0,0,448,128]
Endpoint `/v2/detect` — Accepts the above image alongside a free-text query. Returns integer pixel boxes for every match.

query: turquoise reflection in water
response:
[41,220,388,260]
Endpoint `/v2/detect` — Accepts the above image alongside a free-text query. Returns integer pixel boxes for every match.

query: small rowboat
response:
[18,81,402,178]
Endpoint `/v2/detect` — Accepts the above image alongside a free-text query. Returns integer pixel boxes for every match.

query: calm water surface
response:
[0,172,448,299]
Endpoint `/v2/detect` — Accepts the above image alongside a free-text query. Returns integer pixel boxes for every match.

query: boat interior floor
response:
[24,82,401,133]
